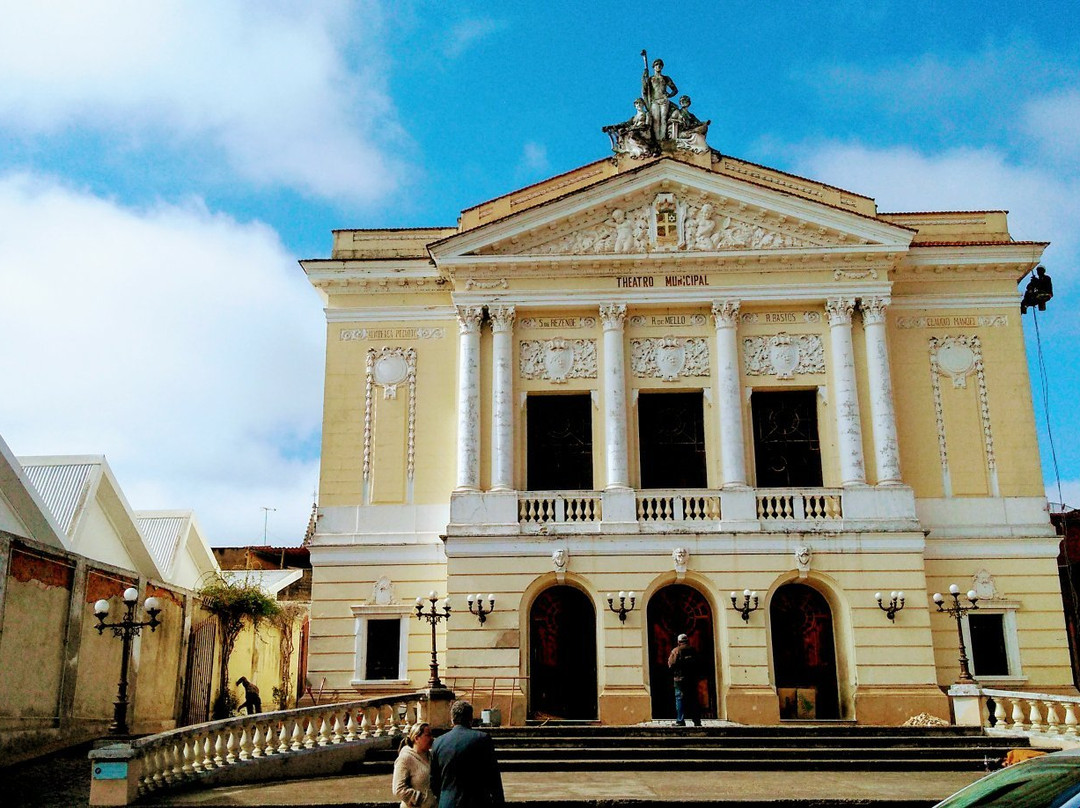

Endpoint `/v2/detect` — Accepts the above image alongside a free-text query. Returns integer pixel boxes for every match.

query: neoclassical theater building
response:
[301,60,1069,725]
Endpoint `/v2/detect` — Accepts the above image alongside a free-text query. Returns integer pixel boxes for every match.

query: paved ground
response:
[3,739,987,807]
[141,769,985,807]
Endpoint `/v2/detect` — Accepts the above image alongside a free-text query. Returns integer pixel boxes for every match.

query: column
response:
[861,296,902,485]
[489,305,516,491]
[711,300,747,487]
[825,297,866,486]
[455,306,484,490]
[600,303,629,489]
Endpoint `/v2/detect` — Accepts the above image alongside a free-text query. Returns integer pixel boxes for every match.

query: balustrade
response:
[125,692,427,798]
[518,492,602,524]
[979,688,1080,741]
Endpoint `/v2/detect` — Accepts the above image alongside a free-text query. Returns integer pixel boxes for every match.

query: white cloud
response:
[789,141,1080,261]
[0,1,401,201]
[0,172,324,545]
[443,17,505,59]
[1023,89,1080,167]
[518,141,550,176]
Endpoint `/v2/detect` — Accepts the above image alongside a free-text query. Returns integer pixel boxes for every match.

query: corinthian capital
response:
[456,306,484,334]
[860,296,890,326]
[489,305,516,332]
[599,303,627,330]
[711,299,741,328]
[825,297,856,326]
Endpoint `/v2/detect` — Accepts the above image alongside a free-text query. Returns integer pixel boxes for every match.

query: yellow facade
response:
[302,147,1069,725]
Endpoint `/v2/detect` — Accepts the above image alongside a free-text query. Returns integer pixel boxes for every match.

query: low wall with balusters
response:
[949,685,1080,750]
[88,692,429,806]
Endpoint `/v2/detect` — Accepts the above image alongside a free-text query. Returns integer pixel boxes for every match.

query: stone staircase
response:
[366,724,1026,773]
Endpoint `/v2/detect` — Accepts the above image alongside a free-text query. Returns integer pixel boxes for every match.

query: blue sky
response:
[1,1,1077,545]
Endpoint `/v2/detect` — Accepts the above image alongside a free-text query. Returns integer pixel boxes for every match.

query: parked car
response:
[934,748,1080,807]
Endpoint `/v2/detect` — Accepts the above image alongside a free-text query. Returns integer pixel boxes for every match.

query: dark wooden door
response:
[638,392,707,488]
[770,584,839,719]
[527,395,594,490]
[751,390,823,487]
[529,586,597,719]
[646,584,717,719]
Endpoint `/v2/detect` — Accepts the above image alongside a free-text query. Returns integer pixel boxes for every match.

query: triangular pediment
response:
[430,159,914,263]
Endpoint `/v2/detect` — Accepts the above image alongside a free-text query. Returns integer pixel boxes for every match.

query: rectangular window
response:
[527,394,594,490]
[638,391,707,488]
[365,619,402,680]
[751,389,823,488]
[968,613,1010,677]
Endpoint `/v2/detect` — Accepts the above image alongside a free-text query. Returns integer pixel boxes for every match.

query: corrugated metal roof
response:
[20,462,96,536]
[137,515,187,574]
[222,568,303,595]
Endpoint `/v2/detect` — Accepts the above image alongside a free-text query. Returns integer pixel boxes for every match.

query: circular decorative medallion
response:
[373,353,409,387]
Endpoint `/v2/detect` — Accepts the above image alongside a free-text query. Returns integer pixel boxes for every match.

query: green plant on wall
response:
[197,574,281,719]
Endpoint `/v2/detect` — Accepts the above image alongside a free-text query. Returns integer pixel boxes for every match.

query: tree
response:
[198,574,281,719]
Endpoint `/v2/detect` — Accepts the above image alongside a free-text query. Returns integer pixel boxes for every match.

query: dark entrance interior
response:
[647,584,717,719]
[638,391,707,488]
[527,394,593,490]
[751,389,823,488]
[770,583,840,719]
[529,586,597,719]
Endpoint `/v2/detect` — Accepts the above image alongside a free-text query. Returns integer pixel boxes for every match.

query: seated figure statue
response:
[603,98,657,158]
[669,95,710,154]
[1020,265,1053,313]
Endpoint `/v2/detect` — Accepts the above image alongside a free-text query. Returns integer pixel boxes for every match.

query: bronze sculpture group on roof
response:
[604,51,711,158]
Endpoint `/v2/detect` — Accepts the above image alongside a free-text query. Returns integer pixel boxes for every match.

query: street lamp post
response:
[93,587,162,736]
[933,583,979,684]
[415,591,451,689]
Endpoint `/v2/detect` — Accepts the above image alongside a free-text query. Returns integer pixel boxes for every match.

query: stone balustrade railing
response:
[89,691,428,805]
[982,688,1080,739]
[450,484,917,535]
[949,684,1080,749]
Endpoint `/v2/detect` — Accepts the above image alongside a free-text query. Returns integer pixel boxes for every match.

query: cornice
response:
[451,282,893,309]
[325,306,458,323]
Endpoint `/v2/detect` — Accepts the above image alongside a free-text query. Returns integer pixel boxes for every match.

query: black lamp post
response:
[415,591,451,689]
[933,584,979,684]
[93,587,162,736]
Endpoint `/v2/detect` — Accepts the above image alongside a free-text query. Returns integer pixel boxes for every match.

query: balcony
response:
[447,485,919,536]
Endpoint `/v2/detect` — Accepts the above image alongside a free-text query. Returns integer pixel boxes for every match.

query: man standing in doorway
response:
[430,700,505,808]
[667,633,701,726]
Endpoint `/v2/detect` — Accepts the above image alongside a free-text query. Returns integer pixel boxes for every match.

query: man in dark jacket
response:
[667,633,701,726]
[430,700,504,808]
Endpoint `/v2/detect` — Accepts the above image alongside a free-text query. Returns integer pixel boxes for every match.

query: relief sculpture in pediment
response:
[508,195,824,256]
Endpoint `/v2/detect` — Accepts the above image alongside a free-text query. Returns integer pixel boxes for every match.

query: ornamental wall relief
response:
[519,338,598,383]
[364,347,418,498]
[495,193,840,256]
[631,336,710,381]
[742,333,825,379]
[928,334,998,497]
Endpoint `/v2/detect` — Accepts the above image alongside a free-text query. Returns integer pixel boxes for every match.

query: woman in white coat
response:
[393,722,436,808]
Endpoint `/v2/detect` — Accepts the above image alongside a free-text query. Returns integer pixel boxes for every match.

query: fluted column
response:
[861,296,902,485]
[455,306,484,491]
[825,297,866,486]
[600,303,629,489]
[711,300,747,487]
[489,305,516,491]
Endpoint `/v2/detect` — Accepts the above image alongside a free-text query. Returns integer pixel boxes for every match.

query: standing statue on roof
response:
[641,50,679,143]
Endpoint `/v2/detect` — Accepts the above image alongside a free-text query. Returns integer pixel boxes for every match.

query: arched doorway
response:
[770,582,840,719]
[529,586,597,720]
[646,584,717,719]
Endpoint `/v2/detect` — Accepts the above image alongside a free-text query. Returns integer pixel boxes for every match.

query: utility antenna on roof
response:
[261,506,276,544]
